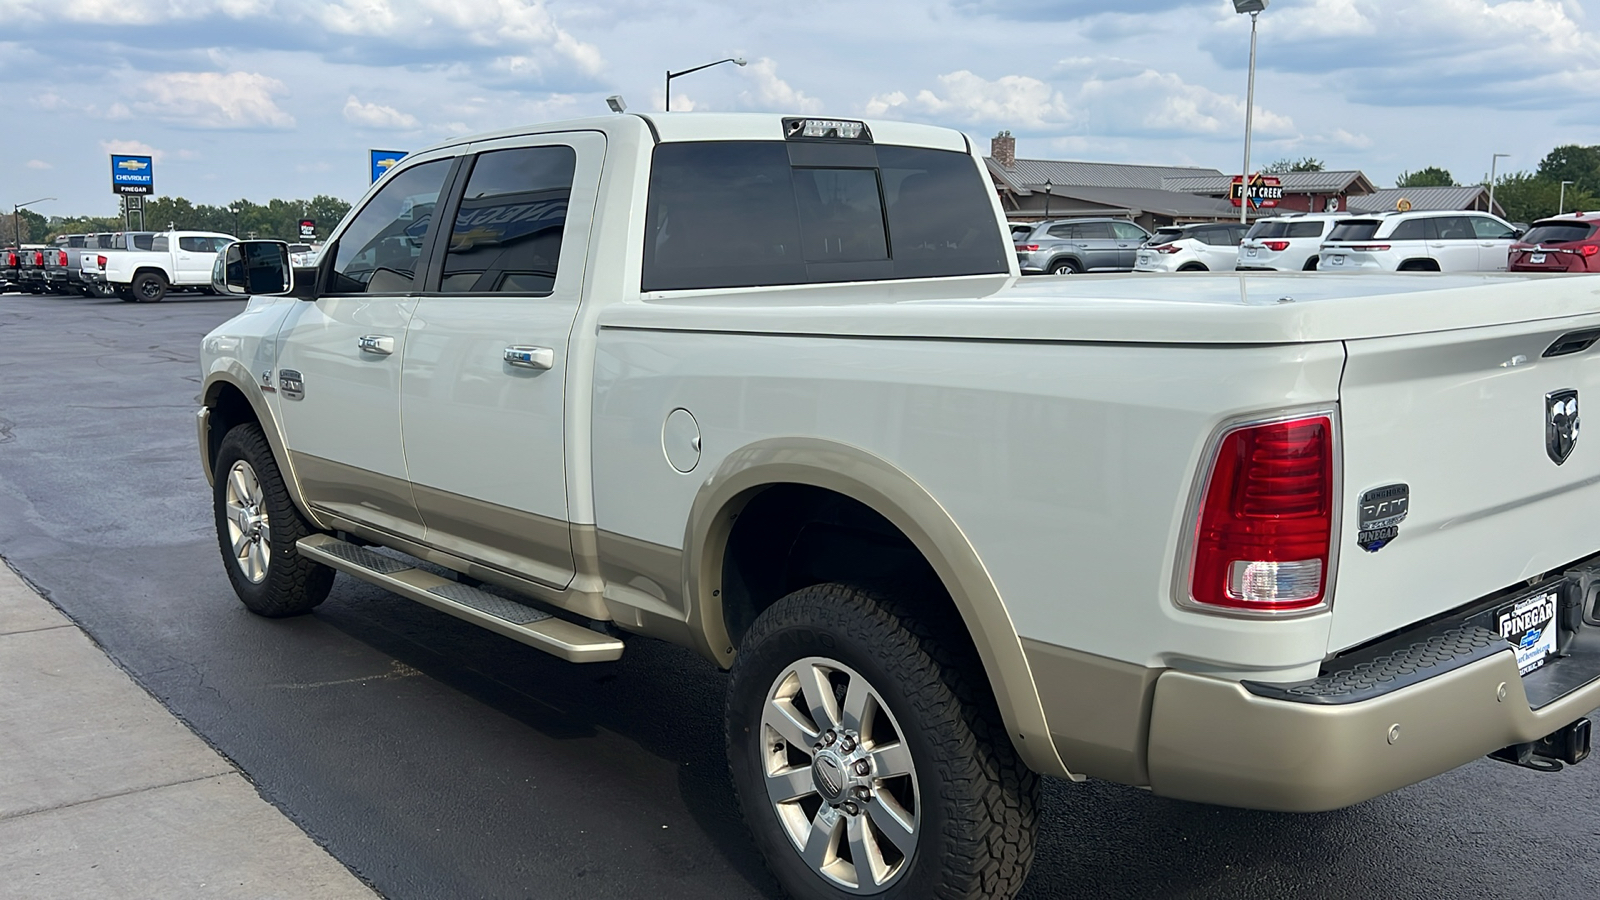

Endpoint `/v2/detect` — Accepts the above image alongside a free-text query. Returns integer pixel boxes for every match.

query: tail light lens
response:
[1017,244,1039,252]
[1188,414,1335,613]
[32,251,43,266]
[98,255,107,268]
[1263,241,1291,252]
[1350,244,1391,252]
[57,250,67,266]
[1582,244,1599,257]
[1157,244,1183,254]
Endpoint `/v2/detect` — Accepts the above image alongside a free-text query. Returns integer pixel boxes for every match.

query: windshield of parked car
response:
[643,141,1009,291]
[1522,221,1596,245]
[1328,220,1381,242]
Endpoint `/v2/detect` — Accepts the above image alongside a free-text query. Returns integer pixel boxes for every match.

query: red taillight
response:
[1582,245,1599,257]
[4,251,14,266]
[1156,244,1183,254]
[1017,244,1039,252]
[57,250,67,266]
[1263,241,1291,252]
[1189,414,1334,613]
[31,251,43,266]
[1350,244,1390,252]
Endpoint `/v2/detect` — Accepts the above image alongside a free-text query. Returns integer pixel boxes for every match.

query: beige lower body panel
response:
[1146,649,1600,812]
[1024,640,1160,786]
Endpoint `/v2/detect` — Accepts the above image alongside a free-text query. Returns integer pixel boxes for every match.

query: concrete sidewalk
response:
[0,561,379,900]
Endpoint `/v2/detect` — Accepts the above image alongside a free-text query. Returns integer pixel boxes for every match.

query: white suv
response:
[1133,222,1248,272]
[1319,210,1520,273]
[1237,214,1343,272]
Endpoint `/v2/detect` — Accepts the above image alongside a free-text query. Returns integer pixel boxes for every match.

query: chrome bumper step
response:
[296,533,623,663]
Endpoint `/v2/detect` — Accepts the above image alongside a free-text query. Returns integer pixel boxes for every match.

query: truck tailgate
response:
[1332,313,1600,651]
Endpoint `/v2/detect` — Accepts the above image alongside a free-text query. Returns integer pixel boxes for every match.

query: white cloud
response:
[133,71,294,129]
[736,58,823,114]
[867,71,1074,128]
[26,159,51,169]
[342,96,419,130]
[99,139,163,162]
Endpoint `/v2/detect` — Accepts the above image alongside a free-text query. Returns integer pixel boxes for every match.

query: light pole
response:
[1043,179,1052,219]
[1488,153,1509,215]
[1234,0,1268,225]
[1560,180,1575,215]
[665,57,747,111]
[11,196,54,247]
[228,204,240,237]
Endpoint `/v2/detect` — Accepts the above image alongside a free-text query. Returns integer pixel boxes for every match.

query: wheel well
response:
[205,382,260,476]
[1048,256,1082,272]
[133,267,168,283]
[1398,258,1440,272]
[720,484,964,652]
[1178,262,1209,272]
[1302,256,1319,271]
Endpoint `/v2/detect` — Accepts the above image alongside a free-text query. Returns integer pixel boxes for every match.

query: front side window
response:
[1112,221,1147,241]
[1470,216,1516,240]
[642,141,1007,291]
[329,159,451,294]
[440,146,575,294]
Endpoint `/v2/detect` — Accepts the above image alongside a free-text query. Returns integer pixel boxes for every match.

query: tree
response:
[1487,172,1600,223]
[1395,167,1455,188]
[42,195,355,243]
[1263,156,1325,174]
[3,208,49,245]
[1536,144,1600,196]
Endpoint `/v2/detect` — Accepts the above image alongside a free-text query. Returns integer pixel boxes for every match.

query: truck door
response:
[398,132,604,591]
[272,153,457,539]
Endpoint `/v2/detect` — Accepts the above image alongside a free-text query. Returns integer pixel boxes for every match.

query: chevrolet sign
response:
[111,154,154,195]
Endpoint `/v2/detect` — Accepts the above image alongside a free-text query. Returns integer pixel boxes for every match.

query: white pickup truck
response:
[197,113,1600,900]
[103,229,236,302]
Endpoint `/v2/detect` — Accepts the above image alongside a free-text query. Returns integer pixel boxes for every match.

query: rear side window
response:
[440,145,575,295]
[1523,222,1596,244]
[1389,218,1434,241]
[642,141,1007,291]
[131,234,155,251]
[1047,223,1078,239]
[1434,216,1474,240]
[1288,221,1325,238]
[1247,221,1291,239]
[1329,221,1380,242]
[179,236,229,253]
[151,235,169,252]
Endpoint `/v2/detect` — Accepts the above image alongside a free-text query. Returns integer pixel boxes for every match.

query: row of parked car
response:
[1011,209,1600,276]
[0,229,268,301]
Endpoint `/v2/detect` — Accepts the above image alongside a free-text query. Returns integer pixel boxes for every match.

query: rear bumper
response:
[1146,647,1600,811]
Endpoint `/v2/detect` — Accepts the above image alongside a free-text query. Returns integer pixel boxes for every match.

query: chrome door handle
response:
[357,335,395,355]
[504,346,554,370]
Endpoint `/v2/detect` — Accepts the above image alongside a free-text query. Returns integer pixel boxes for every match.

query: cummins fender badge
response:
[1547,389,1579,465]
[1357,483,1410,553]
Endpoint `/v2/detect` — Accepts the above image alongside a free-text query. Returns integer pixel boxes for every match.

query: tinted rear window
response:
[642,141,1008,291]
[1147,229,1183,246]
[1523,222,1596,244]
[1328,221,1380,242]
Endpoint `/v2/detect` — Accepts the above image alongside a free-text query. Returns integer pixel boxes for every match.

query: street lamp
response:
[1560,180,1575,215]
[665,57,747,112]
[1488,153,1509,215]
[11,196,54,247]
[1043,179,1053,219]
[228,204,241,237]
[1234,0,1268,225]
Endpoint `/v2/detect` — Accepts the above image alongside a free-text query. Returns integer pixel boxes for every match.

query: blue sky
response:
[3,0,1598,218]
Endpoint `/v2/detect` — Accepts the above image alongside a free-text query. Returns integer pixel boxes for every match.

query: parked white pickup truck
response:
[104,229,236,302]
[197,113,1600,900]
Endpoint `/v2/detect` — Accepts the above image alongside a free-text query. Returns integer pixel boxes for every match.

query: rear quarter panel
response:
[591,325,1345,677]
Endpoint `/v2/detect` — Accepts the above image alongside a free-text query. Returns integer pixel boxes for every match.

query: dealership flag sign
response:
[111,154,154,195]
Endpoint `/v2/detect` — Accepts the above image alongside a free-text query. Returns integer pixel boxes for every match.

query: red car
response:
[1508,212,1600,273]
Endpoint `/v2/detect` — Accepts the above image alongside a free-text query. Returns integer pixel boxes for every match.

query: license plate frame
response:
[1496,588,1561,675]
[1327,254,1345,266]
[1531,252,1547,264]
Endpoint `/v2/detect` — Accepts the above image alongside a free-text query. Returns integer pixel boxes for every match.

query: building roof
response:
[1160,170,1377,196]
[1038,185,1240,220]
[1346,185,1503,216]
[985,157,1223,192]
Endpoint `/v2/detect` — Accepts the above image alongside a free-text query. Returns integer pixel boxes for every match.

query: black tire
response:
[1048,259,1082,275]
[212,423,334,617]
[1178,263,1209,272]
[727,583,1038,900]
[132,271,167,302]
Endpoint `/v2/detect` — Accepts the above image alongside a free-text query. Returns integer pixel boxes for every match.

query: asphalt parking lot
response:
[3,290,1600,899]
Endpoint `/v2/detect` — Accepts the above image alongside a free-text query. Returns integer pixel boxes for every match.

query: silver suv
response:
[1015,217,1150,275]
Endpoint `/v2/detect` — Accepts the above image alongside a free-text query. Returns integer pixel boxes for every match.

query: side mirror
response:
[213,240,292,296]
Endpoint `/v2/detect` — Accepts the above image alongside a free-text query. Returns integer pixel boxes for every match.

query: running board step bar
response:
[296,534,623,663]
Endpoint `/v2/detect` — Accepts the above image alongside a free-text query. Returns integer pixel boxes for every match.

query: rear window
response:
[642,141,1008,291]
[1147,228,1183,246]
[1246,221,1293,239]
[1523,222,1596,245]
[1328,220,1380,242]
